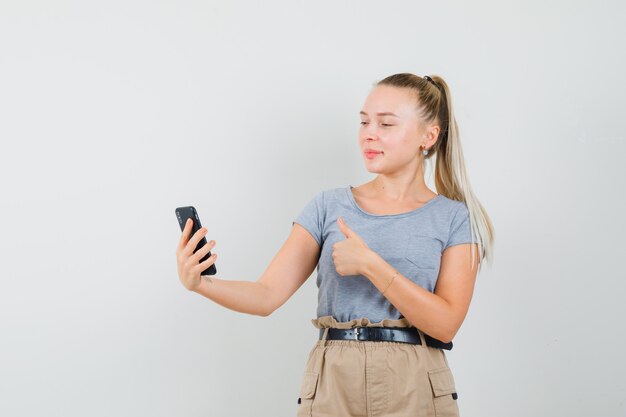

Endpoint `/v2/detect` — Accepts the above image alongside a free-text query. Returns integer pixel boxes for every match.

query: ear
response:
[424,123,440,147]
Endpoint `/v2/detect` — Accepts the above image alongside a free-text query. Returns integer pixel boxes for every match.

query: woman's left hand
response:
[332,217,374,276]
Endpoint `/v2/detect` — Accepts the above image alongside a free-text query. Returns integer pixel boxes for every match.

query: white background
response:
[1,1,625,416]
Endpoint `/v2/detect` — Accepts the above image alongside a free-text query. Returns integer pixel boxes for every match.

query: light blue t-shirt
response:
[292,185,474,323]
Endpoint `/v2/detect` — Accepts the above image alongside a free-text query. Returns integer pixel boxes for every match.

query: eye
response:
[360,122,394,127]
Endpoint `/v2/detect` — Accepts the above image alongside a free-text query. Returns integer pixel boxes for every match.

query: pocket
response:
[427,366,459,417]
[404,234,442,271]
[296,371,319,417]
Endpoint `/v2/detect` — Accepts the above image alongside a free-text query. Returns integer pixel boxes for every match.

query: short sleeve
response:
[443,203,473,250]
[292,190,325,246]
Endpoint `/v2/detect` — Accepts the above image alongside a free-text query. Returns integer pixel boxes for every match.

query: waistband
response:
[312,316,453,350]
[318,327,453,350]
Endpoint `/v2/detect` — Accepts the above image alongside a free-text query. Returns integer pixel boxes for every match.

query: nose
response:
[361,123,380,140]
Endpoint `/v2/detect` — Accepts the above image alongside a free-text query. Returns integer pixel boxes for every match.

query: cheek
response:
[399,134,420,153]
[381,138,405,153]
[386,141,419,162]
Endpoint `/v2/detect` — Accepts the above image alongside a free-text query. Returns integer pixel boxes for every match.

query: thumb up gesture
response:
[331,216,374,276]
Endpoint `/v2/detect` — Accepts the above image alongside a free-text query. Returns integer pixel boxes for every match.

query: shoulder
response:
[308,186,347,203]
[435,194,468,217]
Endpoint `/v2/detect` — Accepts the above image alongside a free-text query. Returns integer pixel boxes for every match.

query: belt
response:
[319,327,453,350]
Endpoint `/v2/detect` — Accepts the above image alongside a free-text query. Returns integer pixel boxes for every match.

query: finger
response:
[177,218,194,252]
[195,253,217,273]
[192,239,216,263]
[184,225,208,256]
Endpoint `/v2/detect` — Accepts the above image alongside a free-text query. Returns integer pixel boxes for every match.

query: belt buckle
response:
[353,327,361,341]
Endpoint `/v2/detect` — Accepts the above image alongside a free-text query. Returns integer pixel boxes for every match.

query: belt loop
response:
[416,327,427,347]
[321,327,330,347]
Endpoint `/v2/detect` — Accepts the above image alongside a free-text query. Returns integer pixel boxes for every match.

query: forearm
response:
[191,277,271,317]
[361,251,456,343]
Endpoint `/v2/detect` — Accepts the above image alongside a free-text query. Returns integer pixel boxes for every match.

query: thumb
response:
[338,217,355,239]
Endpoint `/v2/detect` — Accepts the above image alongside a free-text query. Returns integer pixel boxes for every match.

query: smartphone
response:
[175,206,217,276]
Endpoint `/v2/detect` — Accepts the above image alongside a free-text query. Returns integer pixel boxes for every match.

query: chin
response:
[363,165,385,174]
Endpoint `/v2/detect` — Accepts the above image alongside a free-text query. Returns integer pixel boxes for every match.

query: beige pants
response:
[296,316,460,417]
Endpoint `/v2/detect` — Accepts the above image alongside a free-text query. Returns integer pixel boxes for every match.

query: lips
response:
[364,150,382,159]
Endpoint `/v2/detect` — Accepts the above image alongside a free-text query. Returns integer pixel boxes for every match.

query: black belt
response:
[319,327,453,350]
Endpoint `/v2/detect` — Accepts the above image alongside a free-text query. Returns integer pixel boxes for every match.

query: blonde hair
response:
[375,73,495,272]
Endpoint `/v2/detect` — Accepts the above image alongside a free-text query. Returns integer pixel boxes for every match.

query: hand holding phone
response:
[175,206,217,291]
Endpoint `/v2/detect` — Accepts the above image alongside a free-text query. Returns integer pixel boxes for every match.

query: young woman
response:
[176,72,494,417]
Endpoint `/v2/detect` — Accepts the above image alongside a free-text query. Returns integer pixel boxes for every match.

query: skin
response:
[176,84,479,342]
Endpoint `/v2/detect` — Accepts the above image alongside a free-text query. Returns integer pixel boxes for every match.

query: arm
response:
[192,223,321,317]
[191,278,272,317]
[361,243,479,343]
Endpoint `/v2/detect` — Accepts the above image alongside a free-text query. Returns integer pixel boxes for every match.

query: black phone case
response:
[175,206,217,276]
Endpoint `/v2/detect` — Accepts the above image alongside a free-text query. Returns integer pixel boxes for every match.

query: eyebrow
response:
[359,111,399,117]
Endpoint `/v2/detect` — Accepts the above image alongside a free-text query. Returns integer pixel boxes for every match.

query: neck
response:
[370,175,432,202]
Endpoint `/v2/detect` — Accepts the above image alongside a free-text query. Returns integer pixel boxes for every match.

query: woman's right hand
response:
[176,218,218,292]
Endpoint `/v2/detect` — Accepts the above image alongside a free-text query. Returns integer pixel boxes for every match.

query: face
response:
[358,85,438,174]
